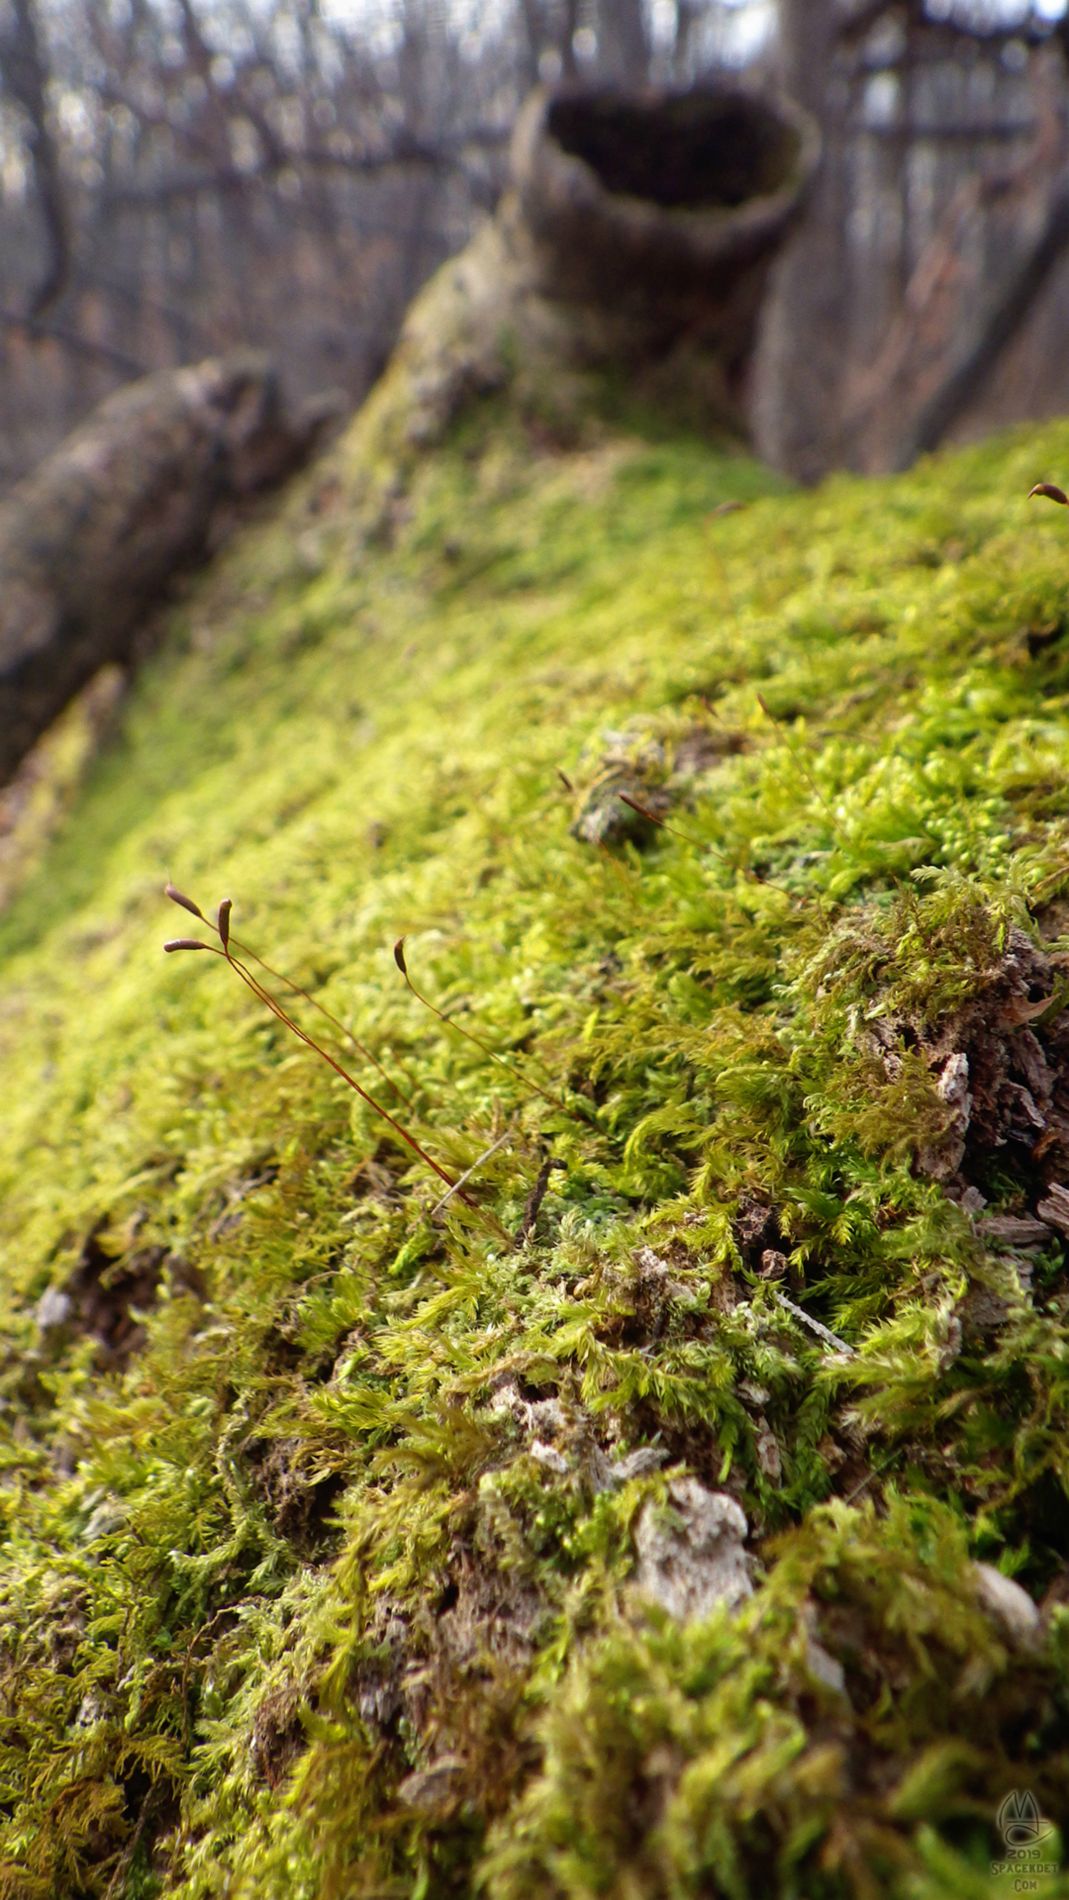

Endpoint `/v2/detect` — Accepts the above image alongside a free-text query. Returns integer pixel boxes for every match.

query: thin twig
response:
[771,1289,854,1355]
[0,304,144,373]
[165,917,465,1197]
[616,792,707,851]
[515,1154,565,1247]
[429,1128,512,1218]
[225,948,462,1195]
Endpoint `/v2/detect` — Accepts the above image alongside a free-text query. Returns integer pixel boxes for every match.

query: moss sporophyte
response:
[162,885,546,1239]
[164,884,464,1198]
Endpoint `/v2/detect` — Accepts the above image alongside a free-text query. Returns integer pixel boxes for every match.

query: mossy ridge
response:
[1,399,1069,1898]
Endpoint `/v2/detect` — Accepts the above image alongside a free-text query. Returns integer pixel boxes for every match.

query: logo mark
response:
[997,1790,1054,1853]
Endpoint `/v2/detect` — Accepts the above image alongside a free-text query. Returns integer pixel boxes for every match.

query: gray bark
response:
[754,0,849,482]
[597,0,650,82]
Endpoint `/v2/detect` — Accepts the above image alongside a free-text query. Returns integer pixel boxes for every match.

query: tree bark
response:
[754,0,849,482]
[596,0,649,83]
[1,0,71,318]
[518,0,544,84]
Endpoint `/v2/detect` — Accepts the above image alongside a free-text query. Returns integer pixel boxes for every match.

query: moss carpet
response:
[2,390,1069,1898]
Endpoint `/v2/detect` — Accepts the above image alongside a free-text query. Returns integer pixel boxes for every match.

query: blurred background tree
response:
[1,0,1068,488]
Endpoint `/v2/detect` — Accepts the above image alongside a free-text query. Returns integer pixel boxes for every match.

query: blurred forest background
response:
[2,0,1069,491]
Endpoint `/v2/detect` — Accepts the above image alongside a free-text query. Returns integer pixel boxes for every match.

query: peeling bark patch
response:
[875,928,1069,1205]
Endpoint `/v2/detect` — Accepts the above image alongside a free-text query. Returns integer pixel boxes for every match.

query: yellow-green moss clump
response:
[2,386,1069,1900]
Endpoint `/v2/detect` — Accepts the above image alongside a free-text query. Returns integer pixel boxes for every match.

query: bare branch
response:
[100,126,509,211]
[0,306,144,374]
[855,119,1036,144]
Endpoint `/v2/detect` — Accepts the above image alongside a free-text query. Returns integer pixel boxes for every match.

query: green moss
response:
[2,396,1069,1898]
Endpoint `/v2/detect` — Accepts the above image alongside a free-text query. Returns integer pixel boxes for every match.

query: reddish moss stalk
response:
[393,938,564,1111]
[166,882,418,1104]
[164,891,463,1198]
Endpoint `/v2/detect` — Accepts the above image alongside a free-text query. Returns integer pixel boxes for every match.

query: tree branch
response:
[854,118,1037,142]
[893,177,1069,467]
[99,126,509,210]
[0,306,145,373]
